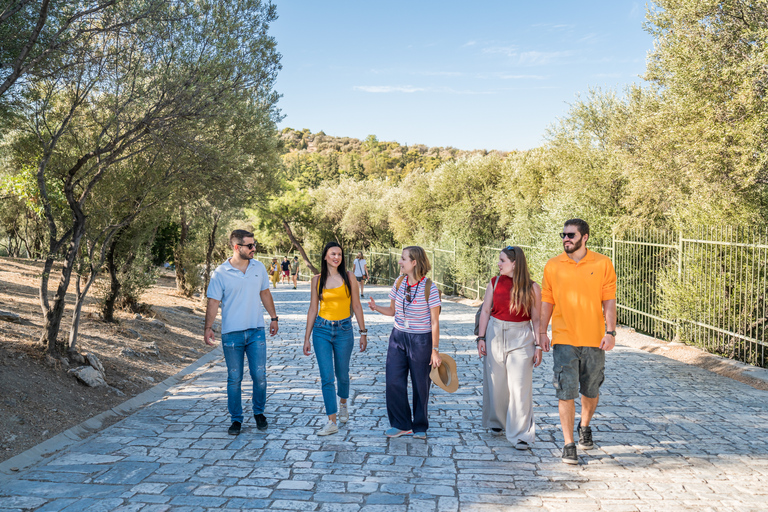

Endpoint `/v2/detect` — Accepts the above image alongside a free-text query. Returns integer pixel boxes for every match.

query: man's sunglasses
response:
[237,243,256,249]
[559,232,578,240]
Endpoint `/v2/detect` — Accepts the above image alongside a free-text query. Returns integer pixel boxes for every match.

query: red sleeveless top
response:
[490,275,532,322]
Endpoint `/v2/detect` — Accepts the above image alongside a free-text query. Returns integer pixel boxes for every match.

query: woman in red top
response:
[476,246,542,449]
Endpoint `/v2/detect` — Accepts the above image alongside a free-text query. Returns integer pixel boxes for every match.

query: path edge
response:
[0,347,223,480]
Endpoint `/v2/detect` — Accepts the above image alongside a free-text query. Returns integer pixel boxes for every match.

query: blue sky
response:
[270,1,653,151]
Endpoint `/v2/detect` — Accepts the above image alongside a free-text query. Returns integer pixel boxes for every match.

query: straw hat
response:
[430,353,459,393]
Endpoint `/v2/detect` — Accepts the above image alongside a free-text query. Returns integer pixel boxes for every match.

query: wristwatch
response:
[605,330,616,336]
[271,317,279,322]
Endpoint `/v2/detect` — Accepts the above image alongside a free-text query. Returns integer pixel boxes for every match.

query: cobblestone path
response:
[1,284,767,511]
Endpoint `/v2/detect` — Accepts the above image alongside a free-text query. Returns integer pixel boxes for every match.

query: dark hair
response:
[564,218,590,237]
[318,241,351,302]
[230,229,254,248]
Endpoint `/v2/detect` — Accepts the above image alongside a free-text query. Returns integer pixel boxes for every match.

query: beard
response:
[563,237,583,254]
[239,248,254,260]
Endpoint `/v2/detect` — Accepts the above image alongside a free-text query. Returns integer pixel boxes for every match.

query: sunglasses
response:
[238,243,256,249]
[406,284,413,303]
[559,233,578,240]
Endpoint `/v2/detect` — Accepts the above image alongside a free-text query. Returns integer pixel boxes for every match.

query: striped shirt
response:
[389,276,441,334]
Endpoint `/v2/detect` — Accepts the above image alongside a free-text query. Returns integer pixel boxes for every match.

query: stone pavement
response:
[1,283,767,512]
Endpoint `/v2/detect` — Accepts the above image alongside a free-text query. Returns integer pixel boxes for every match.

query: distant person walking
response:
[281,256,290,284]
[476,246,542,450]
[269,258,280,288]
[540,218,617,465]
[303,242,367,436]
[204,230,279,435]
[352,252,368,297]
[290,256,300,289]
[368,246,441,439]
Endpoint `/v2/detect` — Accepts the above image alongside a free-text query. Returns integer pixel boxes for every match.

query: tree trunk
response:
[39,216,86,355]
[68,271,94,355]
[175,205,190,294]
[282,219,318,274]
[102,235,121,323]
[200,212,220,306]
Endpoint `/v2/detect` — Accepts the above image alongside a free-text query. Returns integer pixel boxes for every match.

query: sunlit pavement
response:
[1,283,767,511]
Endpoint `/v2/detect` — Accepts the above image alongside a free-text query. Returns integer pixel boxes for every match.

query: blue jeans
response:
[221,328,266,423]
[312,316,354,416]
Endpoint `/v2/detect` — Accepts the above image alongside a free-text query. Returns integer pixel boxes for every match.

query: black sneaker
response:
[577,423,594,450]
[228,421,241,435]
[254,413,268,431]
[562,442,578,465]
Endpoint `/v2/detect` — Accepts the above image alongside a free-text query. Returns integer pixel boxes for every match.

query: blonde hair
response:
[403,246,431,281]
[500,246,534,317]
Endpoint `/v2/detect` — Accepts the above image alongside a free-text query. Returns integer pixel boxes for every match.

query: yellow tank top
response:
[319,284,351,320]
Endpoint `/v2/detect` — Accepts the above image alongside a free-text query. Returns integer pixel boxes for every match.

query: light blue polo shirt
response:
[207,258,270,334]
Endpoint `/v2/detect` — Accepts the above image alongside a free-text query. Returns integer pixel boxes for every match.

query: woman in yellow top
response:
[303,241,367,436]
[269,258,280,288]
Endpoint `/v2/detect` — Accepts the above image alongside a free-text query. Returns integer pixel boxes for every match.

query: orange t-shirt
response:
[541,250,616,347]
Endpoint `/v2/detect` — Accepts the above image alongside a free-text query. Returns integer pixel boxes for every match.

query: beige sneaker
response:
[338,403,349,423]
[318,420,338,436]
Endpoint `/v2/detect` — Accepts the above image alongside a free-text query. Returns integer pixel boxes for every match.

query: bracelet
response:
[359,329,368,333]
[432,347,439,352]
[535,346,543,350]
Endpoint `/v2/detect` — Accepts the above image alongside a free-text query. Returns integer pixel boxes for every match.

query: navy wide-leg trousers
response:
[385,327,433,433]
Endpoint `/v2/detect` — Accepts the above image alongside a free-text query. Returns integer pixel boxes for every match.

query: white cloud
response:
[482,46,518,58]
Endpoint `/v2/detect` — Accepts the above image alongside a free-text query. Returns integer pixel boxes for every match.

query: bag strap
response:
[424,278,432,303]
[489,275,500,309]
[395,274,405,291]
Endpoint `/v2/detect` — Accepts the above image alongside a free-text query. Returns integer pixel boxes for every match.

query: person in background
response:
[269,258,280,289]
[281,256,290,284]
[291,256,300,289]
[540,218,617,465]
[352,252,369,298]
[476,246,542,450]
[204,230,279,435]
[303,242,368,436]
[368,246,441,439]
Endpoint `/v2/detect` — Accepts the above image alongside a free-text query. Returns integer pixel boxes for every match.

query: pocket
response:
[340,320,353,332]
[553,366,563,390]
[410,334,433,363]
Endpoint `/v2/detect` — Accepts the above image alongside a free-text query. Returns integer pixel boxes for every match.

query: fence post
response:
[453,240,457,295]
[387,249,391,285]
[675,229,683,341]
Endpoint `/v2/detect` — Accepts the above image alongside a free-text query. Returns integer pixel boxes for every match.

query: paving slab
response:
[1,283,767,511]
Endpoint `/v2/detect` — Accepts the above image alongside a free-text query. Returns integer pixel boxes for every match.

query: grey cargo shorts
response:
[552,344,605,400]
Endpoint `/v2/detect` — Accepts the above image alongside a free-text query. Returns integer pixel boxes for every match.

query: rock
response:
[122,328,141,340]
[0,310,21,323]
[189,347,200,354]
[120,347,139,357]
[149,319,165,329]
[134,314,142,320]
[58,357,69,367]
[107,385,125,397]
[143,376,155,383]
[86,353,105,376]
[143,343,159,356]
[70,366,107,387]
[70,353,86,365]
[45,355,58,367]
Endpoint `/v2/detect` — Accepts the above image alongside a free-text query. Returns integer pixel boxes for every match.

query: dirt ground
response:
[0,257,215,463]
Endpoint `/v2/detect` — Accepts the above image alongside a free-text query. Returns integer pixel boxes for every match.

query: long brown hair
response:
[501,246,534,316]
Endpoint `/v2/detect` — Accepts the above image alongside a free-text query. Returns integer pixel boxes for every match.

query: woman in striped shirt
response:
[368,246,441,439]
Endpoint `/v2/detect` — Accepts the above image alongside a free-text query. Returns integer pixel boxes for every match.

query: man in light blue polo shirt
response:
[204,229,279,435]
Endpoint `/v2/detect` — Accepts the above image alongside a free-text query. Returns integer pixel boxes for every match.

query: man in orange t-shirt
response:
[540,218,617,465]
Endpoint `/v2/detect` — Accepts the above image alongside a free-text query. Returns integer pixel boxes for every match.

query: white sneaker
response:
[338,403,349,423]
[318,420,338,436]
